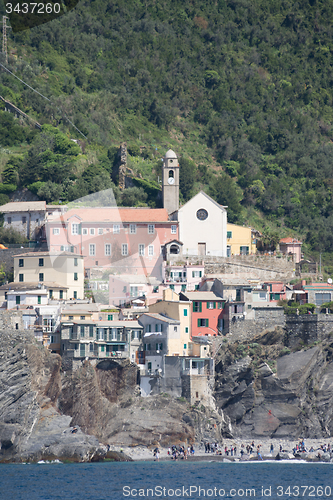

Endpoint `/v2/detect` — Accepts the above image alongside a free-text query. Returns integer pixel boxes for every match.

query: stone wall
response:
[285,314,333,348]
[168,254,295,280]
[0,309,24,330]
[226,307,286,343]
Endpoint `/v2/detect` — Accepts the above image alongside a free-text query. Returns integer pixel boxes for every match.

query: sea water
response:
[0,461,332,500]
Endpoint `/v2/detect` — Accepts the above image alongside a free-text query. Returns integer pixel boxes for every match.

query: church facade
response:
[174,191,228,257]
[161,150,228,257]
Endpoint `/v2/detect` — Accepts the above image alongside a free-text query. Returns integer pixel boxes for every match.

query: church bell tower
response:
[162,149,179,215]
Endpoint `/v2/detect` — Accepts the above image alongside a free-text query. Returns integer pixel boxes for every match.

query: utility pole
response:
[1,16,10,64]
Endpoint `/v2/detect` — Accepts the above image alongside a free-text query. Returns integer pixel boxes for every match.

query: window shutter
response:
[199,302,202,313]
[199,271,202,277]
[213,302,216,309]
[78,224,81,235]
[197,318,200,327]
[206,319,209,327]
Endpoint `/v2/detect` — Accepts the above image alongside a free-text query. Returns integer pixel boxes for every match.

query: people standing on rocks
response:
[270,443,274,454]
[153,447,160,461]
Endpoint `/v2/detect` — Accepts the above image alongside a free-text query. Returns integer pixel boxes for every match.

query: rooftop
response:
[140,312,180,324]
[164,149,177,159]
[49,207,170,224]
[180,291,224,301]
[280,237,302,244]
[0,282,69,291]
[0,201,46,212]
[15,251,83,258]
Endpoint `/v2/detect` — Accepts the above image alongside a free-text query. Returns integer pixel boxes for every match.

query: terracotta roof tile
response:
[50,207,170,224]
[280,237,302,244]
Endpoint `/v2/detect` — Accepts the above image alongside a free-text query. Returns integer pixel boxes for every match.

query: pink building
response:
[279,237,302,263]
[47,207,178,278]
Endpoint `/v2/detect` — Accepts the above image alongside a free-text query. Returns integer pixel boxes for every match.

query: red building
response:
[263,281,288,302]
[179,291,225,337]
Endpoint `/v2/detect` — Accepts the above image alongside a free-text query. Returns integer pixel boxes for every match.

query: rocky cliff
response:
[2,322,333,461]
[0,331,226,462]
[215,327,333,439]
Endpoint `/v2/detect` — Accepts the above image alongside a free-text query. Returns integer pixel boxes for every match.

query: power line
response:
[0,61,88,139]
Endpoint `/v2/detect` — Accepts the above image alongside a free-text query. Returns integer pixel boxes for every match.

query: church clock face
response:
[168,177,175,185]
[196,208,208,220]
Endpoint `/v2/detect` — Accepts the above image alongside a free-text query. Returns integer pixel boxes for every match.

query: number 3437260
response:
[5,3,61,14]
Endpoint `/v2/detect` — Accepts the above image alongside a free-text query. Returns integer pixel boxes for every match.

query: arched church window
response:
[169,170,174,178]
[170,244,180,254]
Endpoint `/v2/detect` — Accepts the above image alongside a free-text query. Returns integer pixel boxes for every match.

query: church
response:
[162,149,228,257]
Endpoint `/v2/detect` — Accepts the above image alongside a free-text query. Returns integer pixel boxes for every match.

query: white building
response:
[174,191,228,257]
[1,201,47,239]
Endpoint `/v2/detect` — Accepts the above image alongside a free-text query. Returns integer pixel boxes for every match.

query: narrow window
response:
[74,273,78,281]
[59,290,63,299]
[39,273,44,282]
[148,224,154,234]
[105,244,111,256]
[113,224,120,234]
[19,259,24,267]
[39,258,44,267]
[90,228,95,235]
[19,273,23,282]
[89,244,96,256]
[139,244,144,256]
[122,244,128,256]
[171,225,177,234]
[73,291,77,299]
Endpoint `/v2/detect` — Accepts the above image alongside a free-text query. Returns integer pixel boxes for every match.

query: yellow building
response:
[13,251,84,300]
[148,288,191,356]
[226,223,257,256]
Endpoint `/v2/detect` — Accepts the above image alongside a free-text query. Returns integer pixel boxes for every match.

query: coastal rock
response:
[214,338,333,439]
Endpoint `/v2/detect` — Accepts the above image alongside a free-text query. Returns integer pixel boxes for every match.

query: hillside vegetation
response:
[0,0,333,252]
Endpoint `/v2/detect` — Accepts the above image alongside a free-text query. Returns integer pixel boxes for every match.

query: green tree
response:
[179,157,196,202]
[121,187,148,207]
[209,172,243,223]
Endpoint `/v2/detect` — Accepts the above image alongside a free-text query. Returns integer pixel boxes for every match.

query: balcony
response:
[165,277,187,284]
